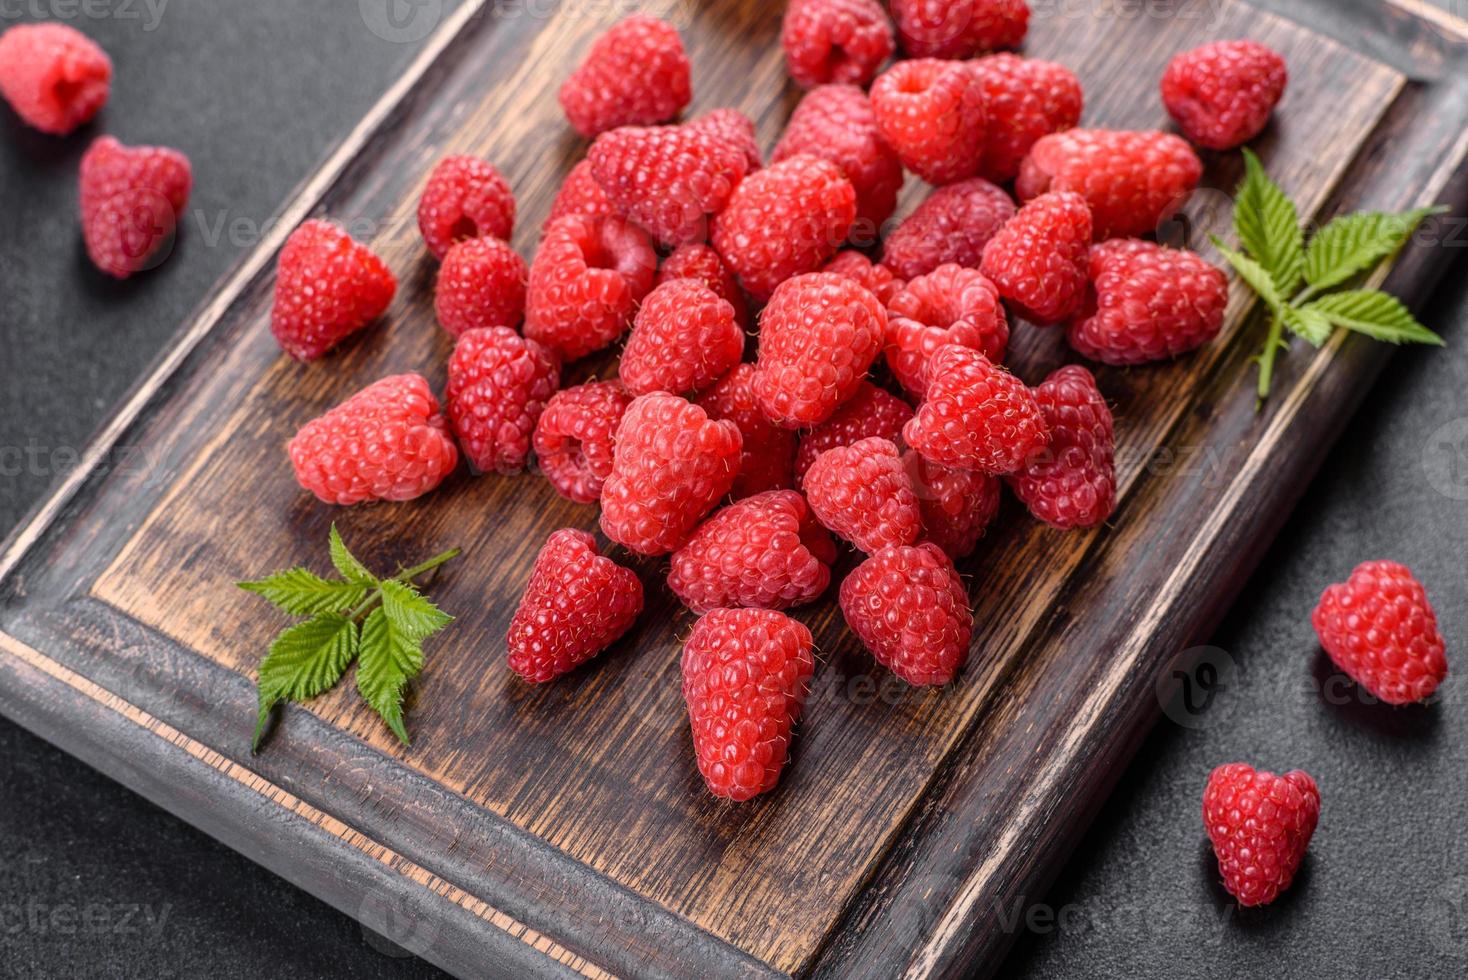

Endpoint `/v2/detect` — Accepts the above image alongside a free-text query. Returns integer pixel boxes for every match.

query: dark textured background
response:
[1,2,1465,978]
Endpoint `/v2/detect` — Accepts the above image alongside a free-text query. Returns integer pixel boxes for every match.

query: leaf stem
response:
[344,547,461,623]
[1256,313,1285,407]
[1292,284,1321,306]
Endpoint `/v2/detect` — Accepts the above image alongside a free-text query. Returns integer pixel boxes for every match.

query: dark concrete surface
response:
[0,2,1465,979]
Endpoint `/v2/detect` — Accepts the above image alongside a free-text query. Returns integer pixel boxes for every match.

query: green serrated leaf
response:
[1212,237,1286,315]
[1234,148,1305,296]
[1303,206,1445,294]
[329,524,377,584]
[379,579,453,642]
[357,606,426,745]
[1283,307,1333,347]
[1301,290,1445,346]
[238,568,369,617]
[253,613,359,751]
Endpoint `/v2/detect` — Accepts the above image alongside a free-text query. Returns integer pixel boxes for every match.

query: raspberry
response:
[773,83,904,236]
[545,159,612,228]
[1203,763,1320,907]
[78,135,192,281]
[794,381,913,486]
[658,242,751,330]
[524,215,655,361]
[507,529,644,684]
[870,59,986,186]
[712,154,857,302]
[904,451,1001,560]
[416,155,515,260]
[685,108,764,172]
[890,0,1028,59]
[1005,365,1115,529]
[0,22,110,135]
[1067,239,1229,365]
[288,374,458,505]
[1162,40,1288,151]
[1016,129,1202,240]
[1311,560,1448,705]
[533,381,634,504]
[781,0,895,90]
[804,436,921,553]
[600,393,743,556]
[972,53,1084,183]
[558,15,691,138]
[619,278,743,396]
[823,250,904,306]
[904,344,1049,474]
[839,543,973,685]
[884,264,1009,399]
[695,364,796,499]
[668,490,836,613]
[445,326,559,475]
[978,190,1091,326]
[752,272,886,428]
[588,124,748,246]
[270,219,395,360]
[881,178,1016,280]
[433,237,527,337]
[681,608,815,801]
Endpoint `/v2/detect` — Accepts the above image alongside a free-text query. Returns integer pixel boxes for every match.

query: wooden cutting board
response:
[3,1,1467,977]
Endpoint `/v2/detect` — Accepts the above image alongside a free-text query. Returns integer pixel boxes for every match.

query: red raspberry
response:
[558,15,690,138]
[433,237,527,337]
[681,608,815,801]
[1162,40,1288,151]
[619,279,743,396]
[773,83,904,236]
[1068,239,1229,365]
[0,22,110,135]
[78,135,192,281]
[1203,763,1320,907]
[904,344,1048,474]
[823,250,904,306]
[804,436,920,554]
[445,326,559,475]
[270,219,395,360]
[972,53,1084,183]
[712,154,857,302]
[1016,129,1202,240]
[1311,560,1448,705]
[507,529,644,684]
[288,374,458,505]
[416,155,515,260]
[533,381,634,505]
[1005,365,1115,530]
[840,543,973,685]
[545,159,612,228]
[525,215,655,361]
[588,124,748,246]
[658,243,751,330]
[881,178,1016,280]
[979,190,1091,326]
[668,490,836,613]
[752,272,886,428]
[870,59,986,186]
[794,381,913,486]
[890,0,1028,59]
[781,0,895,90]
[884,264,1008,399]
[903,451,1001,560]
[600,393,743,556]
[685,108,764,172]
[695,364,796,499]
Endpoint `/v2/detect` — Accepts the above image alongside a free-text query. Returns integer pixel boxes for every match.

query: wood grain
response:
[2,1,1467,978]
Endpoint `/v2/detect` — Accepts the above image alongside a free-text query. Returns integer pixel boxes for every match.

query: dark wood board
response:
[3,1,1468,977]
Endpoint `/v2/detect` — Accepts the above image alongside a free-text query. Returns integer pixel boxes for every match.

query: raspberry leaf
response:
[1283,307,1332,347]
[238,568,370,616]
[1303,207,1445,295]
[1300,290,1444,346]
[253,613,359,750]
[1234,148,1304,296]
[329,523,378,584]
[357,606,427,746]
[380,579,453,641]
[1212,238,1285,315]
